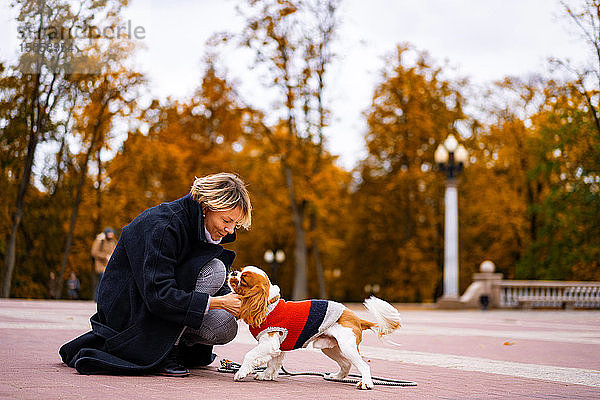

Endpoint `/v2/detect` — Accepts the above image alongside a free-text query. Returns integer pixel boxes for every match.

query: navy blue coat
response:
[59,194,236,374]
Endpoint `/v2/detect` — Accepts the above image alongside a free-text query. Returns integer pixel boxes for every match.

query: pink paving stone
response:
[0,299,599,400]
[369,334,600,369]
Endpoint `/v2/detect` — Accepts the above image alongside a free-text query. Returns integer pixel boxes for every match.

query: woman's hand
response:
[209,292,242,317]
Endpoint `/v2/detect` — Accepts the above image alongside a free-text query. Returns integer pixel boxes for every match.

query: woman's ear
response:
[239,282,269,328]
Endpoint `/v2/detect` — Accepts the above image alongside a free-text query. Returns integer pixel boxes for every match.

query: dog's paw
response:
[324,372,347,380]
[234,370,248,381]
[356,380,374,390]
[254,371,276,381]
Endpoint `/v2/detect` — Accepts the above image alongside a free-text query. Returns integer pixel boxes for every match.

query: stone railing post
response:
[473,261,504,308]
[458,260,504,309]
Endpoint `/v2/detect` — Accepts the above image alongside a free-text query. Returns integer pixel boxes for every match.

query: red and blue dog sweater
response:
[249,299,345,351]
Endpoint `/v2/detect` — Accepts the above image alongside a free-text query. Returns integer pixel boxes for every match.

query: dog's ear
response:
[239,282,269,328]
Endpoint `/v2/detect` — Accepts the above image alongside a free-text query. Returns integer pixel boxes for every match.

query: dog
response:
[227,265,402,389]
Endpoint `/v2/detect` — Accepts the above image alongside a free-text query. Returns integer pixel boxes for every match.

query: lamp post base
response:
[436,295,465,309]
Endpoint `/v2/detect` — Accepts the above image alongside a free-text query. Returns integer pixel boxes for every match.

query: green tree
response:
[519,79,600,279]
[514,0,600,280]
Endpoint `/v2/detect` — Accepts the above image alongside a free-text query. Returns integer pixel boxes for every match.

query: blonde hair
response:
[190,173,252,229]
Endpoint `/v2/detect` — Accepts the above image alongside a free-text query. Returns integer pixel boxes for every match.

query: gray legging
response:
[177,258,238,346]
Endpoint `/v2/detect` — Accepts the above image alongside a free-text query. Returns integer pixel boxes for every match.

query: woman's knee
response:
[192,311,237,345]
[194,259,226,295]
[181,310,238,346]
[212,314,238,344]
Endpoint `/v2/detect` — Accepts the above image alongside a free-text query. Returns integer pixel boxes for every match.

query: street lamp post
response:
[263,249,286,285]
[435,133,468,304]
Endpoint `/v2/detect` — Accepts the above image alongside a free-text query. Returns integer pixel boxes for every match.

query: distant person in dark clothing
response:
[60,173,252,377]
[67,273,80,300]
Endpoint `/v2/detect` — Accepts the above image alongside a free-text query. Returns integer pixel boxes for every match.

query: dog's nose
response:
[230,270,239,277]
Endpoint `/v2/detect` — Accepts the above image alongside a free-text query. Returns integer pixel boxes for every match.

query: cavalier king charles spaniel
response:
[228,266,401,390]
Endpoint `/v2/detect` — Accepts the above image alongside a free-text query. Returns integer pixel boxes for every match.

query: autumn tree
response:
[57,69,143,297]
[230,0,341,299]
[104,63,253,226]
[344,45,466,302]
[1,0,126,297]
[454,77,550,284]
[1,56,79,297]
[101,56,352,300]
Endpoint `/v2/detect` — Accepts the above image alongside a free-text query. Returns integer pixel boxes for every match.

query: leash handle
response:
[219,359,241,371]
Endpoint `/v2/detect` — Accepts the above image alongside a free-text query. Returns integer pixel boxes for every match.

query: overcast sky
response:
[0,0,590,170]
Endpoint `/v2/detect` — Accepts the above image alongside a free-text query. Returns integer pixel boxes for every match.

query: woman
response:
[60,173,252,377]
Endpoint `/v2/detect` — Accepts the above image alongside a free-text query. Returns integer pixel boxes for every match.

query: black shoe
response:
[180,343,217,368]
[155,345,190,377]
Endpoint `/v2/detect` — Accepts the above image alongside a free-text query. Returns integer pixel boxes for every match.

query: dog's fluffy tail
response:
[363,296,402,338]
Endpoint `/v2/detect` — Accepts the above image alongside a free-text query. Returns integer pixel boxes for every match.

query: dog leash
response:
[217,358,417,387]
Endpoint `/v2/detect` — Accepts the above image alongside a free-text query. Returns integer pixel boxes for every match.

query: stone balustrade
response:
[497,281,600,309]
[448,261,600,309]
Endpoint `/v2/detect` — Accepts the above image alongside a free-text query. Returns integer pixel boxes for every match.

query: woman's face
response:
[203,206,243,242]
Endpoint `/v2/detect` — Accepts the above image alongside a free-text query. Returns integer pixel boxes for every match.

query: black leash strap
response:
[217,358,417,387]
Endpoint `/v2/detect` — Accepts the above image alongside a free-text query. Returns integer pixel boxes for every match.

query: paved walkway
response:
[0,299,599,399]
